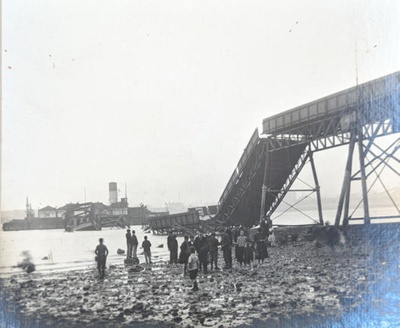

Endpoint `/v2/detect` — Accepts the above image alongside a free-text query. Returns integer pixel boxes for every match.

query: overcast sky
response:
[2,0,400,211]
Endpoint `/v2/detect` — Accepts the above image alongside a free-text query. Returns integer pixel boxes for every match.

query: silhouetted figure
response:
[235,230,246,267]
[131,230,139,259]
[221,229,232,269]
[194,232,208,272]
[126,229,132,258]
[243,238,255,270]
[168,235,178,264]
[254,228,268,264]
[142,236,152,264]
[208,232,220,270]
[95,238,109,279]
[179,235,191,276]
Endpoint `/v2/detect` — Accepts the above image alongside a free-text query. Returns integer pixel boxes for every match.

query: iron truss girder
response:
[264,117,397,153]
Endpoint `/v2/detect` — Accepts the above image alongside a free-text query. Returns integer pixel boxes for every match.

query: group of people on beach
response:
[171,216,275,291]
[126,229,152,264]
[94,216,275,289]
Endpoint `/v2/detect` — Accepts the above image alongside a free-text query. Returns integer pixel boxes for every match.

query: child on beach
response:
[243,238,255,270]
[187,246,199,291]
[268,230,276,247]
[142,236,152,264]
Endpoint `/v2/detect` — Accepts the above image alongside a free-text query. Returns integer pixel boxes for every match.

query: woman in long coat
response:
[254,228,268,265]
[179,235,191,276]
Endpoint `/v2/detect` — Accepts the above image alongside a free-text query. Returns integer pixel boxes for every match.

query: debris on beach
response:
[2,228,399,327]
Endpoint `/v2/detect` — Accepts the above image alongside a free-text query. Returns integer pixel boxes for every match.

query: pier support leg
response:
[335,133,356,226]
[259,148,269,224]
[309,151,324,225]
[358,137,371,224]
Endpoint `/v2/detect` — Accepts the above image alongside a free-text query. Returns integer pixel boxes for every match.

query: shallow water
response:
[0,226,183,276]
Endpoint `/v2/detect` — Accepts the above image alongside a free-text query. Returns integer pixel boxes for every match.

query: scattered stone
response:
[125,258,140,265]
[117,249,125,255]
[128,265,144,273]
[133,302,144,311]
[329,287,337,293]
[2,226,391,328]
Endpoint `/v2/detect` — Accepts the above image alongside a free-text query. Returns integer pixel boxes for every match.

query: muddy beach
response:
[1,226,400,328]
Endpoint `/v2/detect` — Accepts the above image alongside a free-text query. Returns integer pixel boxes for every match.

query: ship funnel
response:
[109,182,118,204]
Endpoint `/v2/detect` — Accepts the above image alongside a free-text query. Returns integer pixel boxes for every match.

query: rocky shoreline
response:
[1,227,399,327]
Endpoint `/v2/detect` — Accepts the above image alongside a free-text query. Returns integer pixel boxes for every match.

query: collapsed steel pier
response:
[216,71,400,227]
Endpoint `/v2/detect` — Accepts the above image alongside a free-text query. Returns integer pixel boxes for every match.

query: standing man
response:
[125,229,132,259]
[167,234,174,264]
[168,235,178,264]
[208,232,220,270]
[194,233,209,273]
[193,232,206,271]
[221,229,232,269]
[235,230,247,267]
[95,238,109,279]
[179,235,191,276]
[131,230,139,259]
[142,236,152,264]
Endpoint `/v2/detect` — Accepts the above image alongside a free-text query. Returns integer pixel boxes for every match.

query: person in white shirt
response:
[235,230,247,267]
[187,246,199,291]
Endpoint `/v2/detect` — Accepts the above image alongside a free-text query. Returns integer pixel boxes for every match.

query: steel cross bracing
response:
[339,136,400,224]
[264,149,311,218]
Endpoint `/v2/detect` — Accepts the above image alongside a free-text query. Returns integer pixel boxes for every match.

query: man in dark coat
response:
[221,229,232,269]
[194,232,208,272]
[208,232,220,270]
[131,230,139,259]
[142,236,152,264]
[168,234,178,264]
[179,235,191,276]
[125,229,132,259]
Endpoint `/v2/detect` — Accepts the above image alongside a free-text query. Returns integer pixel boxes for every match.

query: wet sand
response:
[1,228,399,327]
